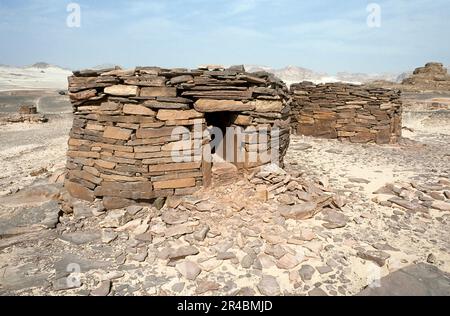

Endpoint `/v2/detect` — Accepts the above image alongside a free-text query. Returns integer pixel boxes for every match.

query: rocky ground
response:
[0,95,450,296]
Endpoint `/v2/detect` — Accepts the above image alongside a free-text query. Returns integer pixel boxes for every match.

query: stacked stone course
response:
[290,82,402,144]
[65,65,291,209]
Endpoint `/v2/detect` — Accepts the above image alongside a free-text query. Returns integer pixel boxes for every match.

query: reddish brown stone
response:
[65,180,95,202]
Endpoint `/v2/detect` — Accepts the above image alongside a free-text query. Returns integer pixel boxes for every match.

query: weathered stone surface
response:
[140,87,177,97]
[276,253,300,270]
[431,200,450,212]
[168,246,199,260]
[99,210,130,228]
[59,231,101,245]
[193,225,210,241]
[194,99,254,112]
[154,178,196,190]
[358,263,450,296]
[161,209,189,225]
[123,104,156,116]
[357,250,391,267]
[65,66,291,206]
[278,202,319,220]
[299,265,316,281]
[102,197,132,210]
[257,275,281,296]
[90,280,111,296]
[165,224,194,238]
[388,197,427,212]
[103,126,132,140]
[0,201,60,237]
[250,100,284,113]
[308,288,328,296]
[290,82,402,144]
[65,180,94,202]
[321,209,349,229]
[156,109,203,121]
[176,261,202,281]
[104,85,138,96]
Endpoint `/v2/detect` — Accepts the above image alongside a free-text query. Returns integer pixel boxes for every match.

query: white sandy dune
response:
[0,65,71,91]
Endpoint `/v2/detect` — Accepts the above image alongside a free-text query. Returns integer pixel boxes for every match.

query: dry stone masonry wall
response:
[290,82,402,144]
[65,65,291,209]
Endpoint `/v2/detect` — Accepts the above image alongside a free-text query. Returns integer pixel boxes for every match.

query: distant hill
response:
[335,72,399,84]
[245,65,332,85]
[91,63,121,70]
[29,62,54,69]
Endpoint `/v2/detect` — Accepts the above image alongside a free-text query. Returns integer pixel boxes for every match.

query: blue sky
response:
[0,0,449,73]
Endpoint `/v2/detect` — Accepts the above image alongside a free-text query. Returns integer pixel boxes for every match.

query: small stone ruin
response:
[290,82,402,144]
[65,65,291,209]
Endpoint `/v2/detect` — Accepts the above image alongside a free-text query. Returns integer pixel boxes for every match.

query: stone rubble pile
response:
[373,178,450,213]
[290,82,402,144]
[65,65,291,209]
[402,62,450,91]
[50,163,351,295]
[0,105,47,125]
[247,164,345,222]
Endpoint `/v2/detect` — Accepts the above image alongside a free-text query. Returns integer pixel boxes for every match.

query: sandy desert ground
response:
[0,86,449,296]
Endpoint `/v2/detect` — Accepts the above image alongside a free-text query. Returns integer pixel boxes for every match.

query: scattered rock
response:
[172,282,185,293]
[257,275,281,296]
[176,261,202,281]
[153,197,166,210]
[99,210,130,228]
[59,231,101,245]
[161,209,189,225]
[299,265,316,281]
[278,202,319,220]
[164,223,194,238]
[431,200,450,212]
[196,280,221,295]
[90,280,111,296]
[128,248,148,262]
[169,246,199,260]
[388,197,427,212]
[357,250,391,267]
[317,266,333,274]
[126,205,143,216]
[427,253,437,264]
[217,252,236,260]
[321,209,349,229]
[276,253,300,270]
[299,229,316,241]
[241,255,256,269]
[308,288,328,296]
[193,225,210,241]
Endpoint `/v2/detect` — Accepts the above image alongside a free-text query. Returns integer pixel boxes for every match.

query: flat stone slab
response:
[358,263,450,296]
[59,231,101,245]
[0,201,60,237]
[0,263,50,293]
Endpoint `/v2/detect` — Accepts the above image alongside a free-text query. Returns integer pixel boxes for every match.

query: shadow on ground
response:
[358,263,450,296]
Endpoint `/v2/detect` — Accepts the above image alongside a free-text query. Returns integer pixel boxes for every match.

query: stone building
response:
[290,82,402,144]
[65,66,291,209]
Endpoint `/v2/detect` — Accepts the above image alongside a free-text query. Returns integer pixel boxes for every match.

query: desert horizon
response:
[0,0,449,304]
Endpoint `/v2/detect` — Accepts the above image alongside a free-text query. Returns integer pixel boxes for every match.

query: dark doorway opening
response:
[204,111,242,184]
[204,112,234,157]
